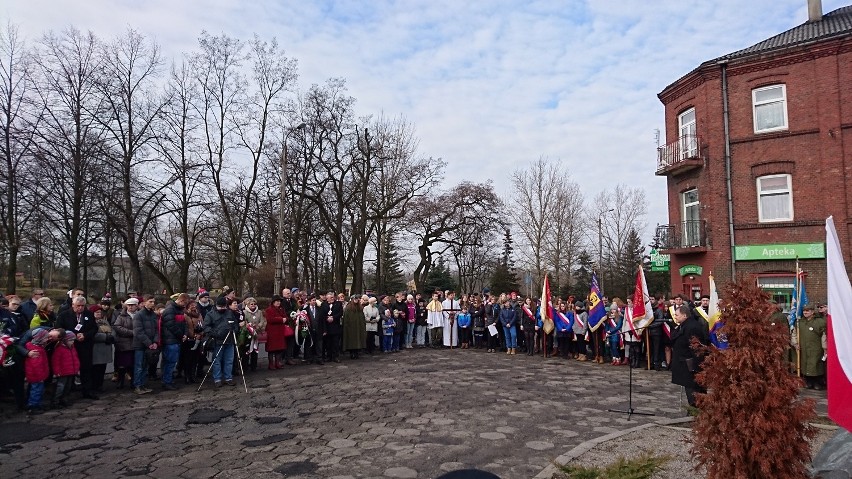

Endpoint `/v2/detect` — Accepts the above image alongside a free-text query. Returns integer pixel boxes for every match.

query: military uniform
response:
[795,314,827,389]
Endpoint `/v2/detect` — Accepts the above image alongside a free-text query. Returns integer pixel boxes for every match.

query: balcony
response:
[656,134,703,176]
[655,220,711,253]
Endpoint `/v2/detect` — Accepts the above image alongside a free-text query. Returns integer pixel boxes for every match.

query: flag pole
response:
[795,258,801,377]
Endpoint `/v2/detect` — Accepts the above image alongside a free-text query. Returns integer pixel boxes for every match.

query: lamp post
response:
[274,122,306,295]
[598,208,615,296]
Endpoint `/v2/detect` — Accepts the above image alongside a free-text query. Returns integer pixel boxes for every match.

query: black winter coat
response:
[670,316,709,389]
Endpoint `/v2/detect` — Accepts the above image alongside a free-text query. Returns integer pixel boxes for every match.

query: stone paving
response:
[0,348,828,478]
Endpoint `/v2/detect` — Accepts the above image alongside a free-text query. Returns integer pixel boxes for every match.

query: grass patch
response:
[556,453,671,479]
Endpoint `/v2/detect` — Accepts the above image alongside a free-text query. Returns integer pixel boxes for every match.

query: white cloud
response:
[4,0,844,245]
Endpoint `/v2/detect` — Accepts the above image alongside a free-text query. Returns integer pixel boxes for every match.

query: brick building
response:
[655,1,852,308]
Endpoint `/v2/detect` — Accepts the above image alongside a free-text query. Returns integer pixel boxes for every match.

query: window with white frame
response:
[753,85,788,133]
[757,174,793,222]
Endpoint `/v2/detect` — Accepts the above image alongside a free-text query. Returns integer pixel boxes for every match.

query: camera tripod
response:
[197,328,249,393]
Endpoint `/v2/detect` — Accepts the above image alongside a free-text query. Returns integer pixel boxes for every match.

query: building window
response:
[756,275,795,313]
[757,174,793,222]
[681,189,700,246]
[753,84,788,133]
[678,108,697,159]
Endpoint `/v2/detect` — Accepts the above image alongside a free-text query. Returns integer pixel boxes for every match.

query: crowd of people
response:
[0,285,828,415]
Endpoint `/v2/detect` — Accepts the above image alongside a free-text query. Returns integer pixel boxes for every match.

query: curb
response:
[534,416,695,479]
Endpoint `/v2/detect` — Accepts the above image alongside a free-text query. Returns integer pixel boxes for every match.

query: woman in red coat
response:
[264,296,287,370]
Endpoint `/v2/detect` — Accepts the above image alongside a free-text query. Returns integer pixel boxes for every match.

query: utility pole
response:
[274,123,306,295]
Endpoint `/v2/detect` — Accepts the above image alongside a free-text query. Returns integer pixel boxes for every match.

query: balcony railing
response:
[656,134,702,175]
[655,220,710,250]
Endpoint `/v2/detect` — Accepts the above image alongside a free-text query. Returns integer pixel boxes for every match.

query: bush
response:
[692,279,815,478]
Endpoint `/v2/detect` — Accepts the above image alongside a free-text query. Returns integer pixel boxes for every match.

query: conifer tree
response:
[692,279,815,478]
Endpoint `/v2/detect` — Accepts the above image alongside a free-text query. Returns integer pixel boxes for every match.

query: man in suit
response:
[58,296,99,399]
[670,305,709,407]
[305,294,325,365]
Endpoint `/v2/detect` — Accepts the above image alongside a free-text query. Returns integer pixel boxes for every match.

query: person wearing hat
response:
[203,296,239,387]
[264,295,287,369]
[112,298,137,389]
[572,301,588,360]
[196,291,213,319]
[792,304,827,389]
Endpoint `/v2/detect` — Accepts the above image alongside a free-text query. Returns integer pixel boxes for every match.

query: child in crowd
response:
[381,308,395,353]
[51,331,80,409]
[456,308,471,349]
[24,329,51,415]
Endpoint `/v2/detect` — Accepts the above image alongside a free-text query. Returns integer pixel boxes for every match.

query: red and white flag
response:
[826,216,852,432]
[632,265,654,330]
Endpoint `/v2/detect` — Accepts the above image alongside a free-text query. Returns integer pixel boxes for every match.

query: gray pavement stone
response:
[0,348,830,478]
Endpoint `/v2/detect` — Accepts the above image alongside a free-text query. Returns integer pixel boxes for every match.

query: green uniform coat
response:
[798,316,827,377]
[342,304,367,351]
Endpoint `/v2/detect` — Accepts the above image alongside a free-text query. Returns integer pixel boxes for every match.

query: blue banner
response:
[789,272,808,329]
[587,273,606,332]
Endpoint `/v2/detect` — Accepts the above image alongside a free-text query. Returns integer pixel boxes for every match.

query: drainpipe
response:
[720,60,737,280]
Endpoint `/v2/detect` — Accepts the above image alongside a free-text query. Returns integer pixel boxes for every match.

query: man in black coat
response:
[58,296,99,399]
[319,291,343,363]
[670,305,709,407]
[304,294,325,364]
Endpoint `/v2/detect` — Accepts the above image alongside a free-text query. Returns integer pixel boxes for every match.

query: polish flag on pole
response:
[825,216,852,432]
[631,265,654,330]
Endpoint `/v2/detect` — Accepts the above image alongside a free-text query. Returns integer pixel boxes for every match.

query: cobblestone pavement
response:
[0,348,828,478]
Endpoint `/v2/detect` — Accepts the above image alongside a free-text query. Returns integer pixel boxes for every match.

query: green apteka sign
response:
[649,249,670,272]
[734,242,825,261]
[679,264,703,276]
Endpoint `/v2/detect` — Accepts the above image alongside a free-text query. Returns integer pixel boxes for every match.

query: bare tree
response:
[510,157,563,291]
[94,27,168,292]
[593,185,648,296]
[405,182,501,292]
[192,32,296,287]
[544,179,586,294]
[149,59,211,293]
[0,22,37,293]
[31,27,105,289]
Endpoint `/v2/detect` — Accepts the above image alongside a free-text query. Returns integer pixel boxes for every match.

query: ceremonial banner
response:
[631,265,654,330]
[789,264,808,329]
[587,273,606,332]
[825,216,852,432]
[708,274,720,330]
[541,275,555,334]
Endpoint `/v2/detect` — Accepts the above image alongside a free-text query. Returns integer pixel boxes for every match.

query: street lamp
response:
[598,208,615,296]
[274,122,306,295]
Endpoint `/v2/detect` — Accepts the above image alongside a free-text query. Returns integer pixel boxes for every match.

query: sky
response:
[4,0,848,245]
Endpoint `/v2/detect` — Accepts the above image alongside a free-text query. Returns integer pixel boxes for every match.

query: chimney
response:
[808,0,823,22]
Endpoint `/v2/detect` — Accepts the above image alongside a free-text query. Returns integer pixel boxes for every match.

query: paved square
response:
[0,349,827,478]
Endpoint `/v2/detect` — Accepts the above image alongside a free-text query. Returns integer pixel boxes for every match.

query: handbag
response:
[283,325,295,338]
[684,357,699,373]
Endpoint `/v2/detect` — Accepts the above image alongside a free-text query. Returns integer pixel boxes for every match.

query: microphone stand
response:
[606,325,655,420]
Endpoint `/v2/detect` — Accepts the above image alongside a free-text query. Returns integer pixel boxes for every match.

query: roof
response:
[709,5,852,64]
[661,5,852,99]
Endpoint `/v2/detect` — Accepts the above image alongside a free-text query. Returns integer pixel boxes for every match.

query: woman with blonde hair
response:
[30,297,56,329]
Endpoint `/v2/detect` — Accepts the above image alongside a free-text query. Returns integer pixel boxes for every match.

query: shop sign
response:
[679,264,703,276]
[649,249,670,272]
[734,242,825,261]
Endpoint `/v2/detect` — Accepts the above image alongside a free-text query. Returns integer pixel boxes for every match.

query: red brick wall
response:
[659,40,852,301]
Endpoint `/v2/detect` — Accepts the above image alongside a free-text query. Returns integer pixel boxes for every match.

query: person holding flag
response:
[586,273,607,364]
[538,276,556,357]
[792,304,826,389]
